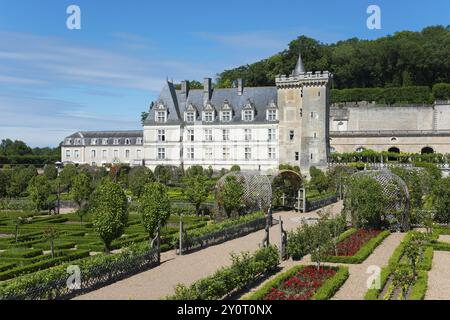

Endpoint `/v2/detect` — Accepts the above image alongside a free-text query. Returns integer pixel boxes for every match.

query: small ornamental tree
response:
[128,166,154,198]
[43,164,58,180]
[44,227,58,258]
[71,173,93,219]
[303,217,333,270]
[183,175,210,215]
[230,165,241,172]
[27,175,52,212]
[138,182,171,248]
[59,164,77,191]
[90,181,128,253]
[220,176,244,218]
[309,166,329,194]
[154,165,172,185]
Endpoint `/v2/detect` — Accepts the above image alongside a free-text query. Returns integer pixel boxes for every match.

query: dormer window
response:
[204,111,214,122]
[113,139,120,145]
[221,111,232,122]
[243,110,254,122]
[66,139,72,145]
[125,138,131,145]
[242,100,255,122]
[91,139,97,145]
[75,138,82,145]
[185,112,195,122]
[156,111,167,123]
[220,100,233,122]
[102,138,108,145]
[267,110,277,121]
[136,138,142,145]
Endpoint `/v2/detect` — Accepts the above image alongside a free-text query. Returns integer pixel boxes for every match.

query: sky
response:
[0,0,448,147]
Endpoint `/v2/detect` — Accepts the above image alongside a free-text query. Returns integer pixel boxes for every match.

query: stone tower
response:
[276,53,333,174]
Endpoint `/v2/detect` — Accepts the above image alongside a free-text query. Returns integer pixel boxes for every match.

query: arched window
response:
[388,147,400,154]
[421,147,434,154]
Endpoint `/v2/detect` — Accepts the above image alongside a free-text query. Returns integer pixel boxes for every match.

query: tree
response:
[432,177,450,223]
[27,175,52,212]
[230,165,241,172]
[302,216,333,270]
[0,170,9,198]
[59,164,77,191]
[43,227,58,258]
[90,181,128,253]
[309,166,329,194]
[185,165,204,178]
[154,165,172,185]
[220,176,244,218]
[71,173,93,222]
[345,176,389,229]
[183,175,210,215]
[138,182,171,248]
[128,166,154,198]
[43,164,58,180]
[141,111,149,125]
[7,165,37,197]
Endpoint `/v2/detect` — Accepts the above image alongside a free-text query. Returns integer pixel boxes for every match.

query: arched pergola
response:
[270,170,303,209]
[347,170,411,231]
[215,171,272,217]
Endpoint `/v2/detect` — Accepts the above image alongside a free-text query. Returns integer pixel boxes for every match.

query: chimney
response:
[203,77,212,105]
[237,78,244,96]
[181,80,190,98]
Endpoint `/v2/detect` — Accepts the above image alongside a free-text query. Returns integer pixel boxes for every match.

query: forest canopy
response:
[215,26,450,90]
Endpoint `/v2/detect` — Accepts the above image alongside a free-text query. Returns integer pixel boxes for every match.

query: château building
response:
[61,53,450,173]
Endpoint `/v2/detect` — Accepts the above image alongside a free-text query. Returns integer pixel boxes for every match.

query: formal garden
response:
[0,158,449,300]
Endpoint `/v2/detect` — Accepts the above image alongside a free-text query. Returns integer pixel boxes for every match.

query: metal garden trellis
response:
[347,169,411,231]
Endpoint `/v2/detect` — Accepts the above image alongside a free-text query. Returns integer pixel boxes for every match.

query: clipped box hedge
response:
[0,248,43,259]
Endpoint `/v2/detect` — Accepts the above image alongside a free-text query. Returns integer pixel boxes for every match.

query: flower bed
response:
[244,265,349,301]
[264,266,336,300]
[323,230,390,264]
[334,229,381,256]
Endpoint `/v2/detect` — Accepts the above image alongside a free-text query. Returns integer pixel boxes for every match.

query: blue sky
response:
[0,0,448,147]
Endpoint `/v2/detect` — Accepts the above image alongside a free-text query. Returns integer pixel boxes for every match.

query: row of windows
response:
[65,138,142,146]
[156,147,277,161]
[65,149,143,159]
[156,129,278,142]
[157,110,278,123]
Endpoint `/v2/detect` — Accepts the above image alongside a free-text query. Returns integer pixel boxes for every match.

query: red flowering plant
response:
[333,229,381,256]
[263,266,336,300]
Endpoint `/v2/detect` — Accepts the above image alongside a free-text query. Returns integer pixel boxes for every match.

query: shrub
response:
[167,246,279,300]
[433,83,450,100]
[345,176,388,229]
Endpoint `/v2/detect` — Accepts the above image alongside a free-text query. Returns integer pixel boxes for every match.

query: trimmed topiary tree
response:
[220,175,244,218]
[138,182,171,248]
[90,181,129,253]
[128,166,154,198]
[71,173,93,219]
[183,175,210,216]
[27,175,52,212]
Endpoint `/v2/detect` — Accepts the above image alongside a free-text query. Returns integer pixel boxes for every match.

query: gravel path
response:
[75,202,343,300]
[425,251,450,300]
[331,232,406,300]
[438,235,450,243]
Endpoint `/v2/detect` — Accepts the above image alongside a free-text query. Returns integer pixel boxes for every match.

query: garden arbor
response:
[215,171,272,216]
[347,170,411,231]
[271,170,304,211]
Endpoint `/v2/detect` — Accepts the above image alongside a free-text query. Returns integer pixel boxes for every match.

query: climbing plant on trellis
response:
[347,170,411,231]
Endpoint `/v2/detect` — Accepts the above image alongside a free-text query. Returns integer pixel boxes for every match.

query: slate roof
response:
[144,81,278,126]
[63,131,143,147]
